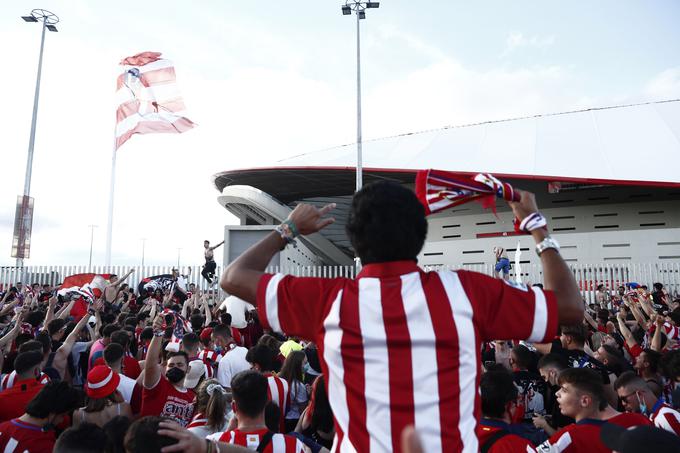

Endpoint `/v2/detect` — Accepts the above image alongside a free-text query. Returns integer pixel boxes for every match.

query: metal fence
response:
[1,262,678,304]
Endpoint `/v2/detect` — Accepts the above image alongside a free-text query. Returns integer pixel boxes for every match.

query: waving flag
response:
[415,169,520,216]
[58,273,113,319]
[115,51,195,149]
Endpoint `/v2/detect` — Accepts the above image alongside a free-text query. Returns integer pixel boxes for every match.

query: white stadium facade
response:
[213,100,680,288]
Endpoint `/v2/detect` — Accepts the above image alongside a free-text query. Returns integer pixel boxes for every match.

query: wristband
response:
[519,212,548,232]
[275,223,297,249]
[283,219,300,238]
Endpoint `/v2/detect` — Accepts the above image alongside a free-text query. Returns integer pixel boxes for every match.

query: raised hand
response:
[288,203,336,236]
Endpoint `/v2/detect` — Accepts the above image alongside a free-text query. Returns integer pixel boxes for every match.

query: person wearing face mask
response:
[0,351,47,422]
[141,314,196,426]
[477,366,539,452]
[533,353,573,436]
[0,381,80,452]
[614,371,680,436]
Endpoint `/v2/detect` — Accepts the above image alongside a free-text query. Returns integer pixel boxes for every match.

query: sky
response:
[1,0,679,267]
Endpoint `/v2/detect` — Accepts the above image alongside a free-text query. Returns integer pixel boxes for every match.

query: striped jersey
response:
[257,260,558,453]
[198,348,223,379]
[265,373,290,433]
[207,428,304,453]
[650,400,680,435]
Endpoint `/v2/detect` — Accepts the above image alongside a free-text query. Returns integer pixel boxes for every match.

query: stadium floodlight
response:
[340,1,380,193]
[14,9,60,266]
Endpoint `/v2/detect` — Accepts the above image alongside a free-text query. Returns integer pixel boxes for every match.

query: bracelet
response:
[283,219,300,237]
[519,212,548,232]
[275,223,297,248]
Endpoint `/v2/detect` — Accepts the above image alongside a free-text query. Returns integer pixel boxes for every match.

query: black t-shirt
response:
[550,340,611,384]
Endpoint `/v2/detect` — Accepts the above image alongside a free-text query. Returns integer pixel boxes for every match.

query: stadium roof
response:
[214,99,680,202]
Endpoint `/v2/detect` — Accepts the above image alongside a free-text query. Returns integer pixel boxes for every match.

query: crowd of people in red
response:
[0,181,678,453]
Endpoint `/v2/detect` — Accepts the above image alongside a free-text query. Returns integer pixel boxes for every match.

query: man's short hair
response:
[26,382,80,418]
[124,416,178,453]
[166,350,189,365]
[104,343,125,365]
[19,339,47,355]
[140,327,154,341]
[481,368,518,418]
[110,330,131,349]
[510,345,535,370]
[537,353,568,371]
[660,350,680,381]
[558,368,607,411]
[181,333,200,352]
[245,344,276,372]
[190,314,205,332]
[212,323,232,340]
[231,370,269,418]
[47,318,66,336]
[345,181,427,264]
[561,324,586,345]
[102,324,119,339]
[14,350,44,375]
[613,371,647,392]
[54,422,107,453]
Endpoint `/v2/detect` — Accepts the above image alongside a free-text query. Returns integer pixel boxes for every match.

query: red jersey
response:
[198,348,223,379]
[257,262,558,453]
[0,418,56,452]
[0,372,50,391]
[0,379,45,423]
[476,422,536,453]
[650,399,680,435]
[207,428,304,453]
[141,375,195,427]
[538,414,651,452]
[93,355,141,379]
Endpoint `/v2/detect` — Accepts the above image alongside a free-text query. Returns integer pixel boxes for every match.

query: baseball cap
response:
[200,327,213,343]
[85,366,120,400]
[184,360,206,389]
[600,422,680,453]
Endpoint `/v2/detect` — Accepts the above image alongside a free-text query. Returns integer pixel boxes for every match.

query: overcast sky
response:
[1,0,679,267]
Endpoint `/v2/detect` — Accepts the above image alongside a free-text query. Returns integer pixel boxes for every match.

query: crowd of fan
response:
[0,280,328,453]
[0,275,680,452]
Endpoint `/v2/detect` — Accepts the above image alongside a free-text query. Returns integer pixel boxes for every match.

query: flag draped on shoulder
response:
[115,51,195,149]
[58,273,113,318]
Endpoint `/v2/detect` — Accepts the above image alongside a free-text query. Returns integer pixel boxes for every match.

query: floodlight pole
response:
[17,9,59,267]
[355,10,363,193]
[88,225,98,270]
[342,1,379,193]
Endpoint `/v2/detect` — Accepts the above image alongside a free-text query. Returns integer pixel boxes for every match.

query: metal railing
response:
[1,262,678,304]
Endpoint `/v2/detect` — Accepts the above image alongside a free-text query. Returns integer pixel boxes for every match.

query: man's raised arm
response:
[508,190,583,325]
[220,203,335,303]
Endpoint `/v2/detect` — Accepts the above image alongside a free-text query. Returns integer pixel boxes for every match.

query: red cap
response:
[85,365,120,399]
[200,327,213,343]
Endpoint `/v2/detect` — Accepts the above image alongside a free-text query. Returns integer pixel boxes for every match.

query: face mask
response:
[636,392,648,415]
[166,367,186,384]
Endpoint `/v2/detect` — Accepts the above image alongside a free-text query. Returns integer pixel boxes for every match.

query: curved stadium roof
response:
[214,99,680,203]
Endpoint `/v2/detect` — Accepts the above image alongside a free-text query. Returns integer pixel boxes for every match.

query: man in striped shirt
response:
[208,370,304,453]
[614,371,680,435]
[246,344,290,434]
[221,181,583,453]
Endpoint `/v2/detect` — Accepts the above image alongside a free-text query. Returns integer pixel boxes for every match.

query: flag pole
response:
[105,136,117,267]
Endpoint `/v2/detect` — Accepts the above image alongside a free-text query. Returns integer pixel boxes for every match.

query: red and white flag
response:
[115,51,195,149]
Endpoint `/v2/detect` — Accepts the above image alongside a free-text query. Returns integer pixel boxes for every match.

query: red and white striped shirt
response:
[265,373,290,433]
[207,428,304,453]
[198,348,223,379]
[650,400,680,435]
[257,261,558,453]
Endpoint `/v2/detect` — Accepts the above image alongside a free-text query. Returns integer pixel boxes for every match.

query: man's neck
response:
[108,362,122,374]
[574,407,601,422]
[483,414,512,424]
[566,344,584,352]
[237,413,267,431]
[18,414,49,427]
[16,372,37,382]
[639,368,656,379]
